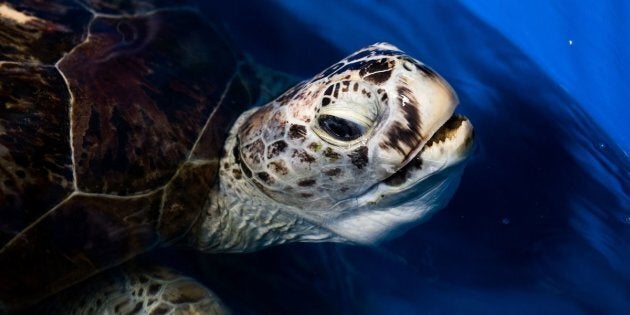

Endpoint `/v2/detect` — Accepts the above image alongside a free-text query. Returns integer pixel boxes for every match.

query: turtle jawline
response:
[383,113,466,187]
[383,155,423,186]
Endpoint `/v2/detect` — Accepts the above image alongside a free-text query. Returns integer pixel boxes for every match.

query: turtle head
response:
[224,43,474,247]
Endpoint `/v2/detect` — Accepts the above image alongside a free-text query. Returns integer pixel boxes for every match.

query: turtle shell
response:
[0,0,263,309]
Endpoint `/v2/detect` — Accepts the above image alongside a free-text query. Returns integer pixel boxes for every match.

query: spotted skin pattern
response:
[221,43,459,213]
[42,267,228,315]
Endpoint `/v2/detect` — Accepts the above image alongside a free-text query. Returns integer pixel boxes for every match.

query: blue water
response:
[191,1,630,314]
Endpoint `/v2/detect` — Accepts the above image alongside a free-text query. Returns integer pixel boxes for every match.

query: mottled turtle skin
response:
[0,0,282,311]
[0,1,475,313]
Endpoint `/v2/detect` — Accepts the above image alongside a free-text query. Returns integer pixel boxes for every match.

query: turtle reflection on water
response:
[0,1,474,313]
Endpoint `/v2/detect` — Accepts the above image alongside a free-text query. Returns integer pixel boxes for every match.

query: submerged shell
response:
[0,0,263,309]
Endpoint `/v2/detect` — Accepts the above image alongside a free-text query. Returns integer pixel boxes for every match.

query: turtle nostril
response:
[402,60,414,71]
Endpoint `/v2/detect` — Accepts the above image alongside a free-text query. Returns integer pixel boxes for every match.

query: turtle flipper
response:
[41,266,230,315]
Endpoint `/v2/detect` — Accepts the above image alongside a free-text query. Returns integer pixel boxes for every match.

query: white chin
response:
[325,164,467,244]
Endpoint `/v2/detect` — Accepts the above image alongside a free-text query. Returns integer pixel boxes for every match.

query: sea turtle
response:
[0,1,474,313]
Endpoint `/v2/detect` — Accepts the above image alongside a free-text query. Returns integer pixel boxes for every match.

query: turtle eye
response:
[318,115,366,141]
[313,80,381,145]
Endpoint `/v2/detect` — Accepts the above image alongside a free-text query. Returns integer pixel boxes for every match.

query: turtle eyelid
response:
[317,115,367,142]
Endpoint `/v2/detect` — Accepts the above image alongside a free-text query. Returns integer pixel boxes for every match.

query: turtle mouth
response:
[383,113,474,188]
[327,113,474,245]
[424,114,473,150]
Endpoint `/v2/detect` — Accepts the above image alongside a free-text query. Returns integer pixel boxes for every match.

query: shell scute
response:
[59,10,240,195]
[0,63,73,245]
